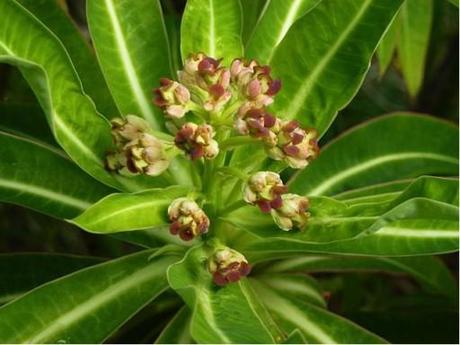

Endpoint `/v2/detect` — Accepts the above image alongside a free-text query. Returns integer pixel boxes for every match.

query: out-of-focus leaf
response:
[377,10,400,76]
[0,131,113,218]
[167,245,284,344]
[155,306,193,344]
[245,0,321,63]
[251,279,386,343]
[270,0,403,135]
[0,253,102,305]
[397,0,434,98]
[283,329,307,344]
[87,0,171,128]
[447,0,459,7]
[0,250,178,343]
[72,186,190,233]
[289,114,458,196]
[180,0,243,64]
[240,0,266,43]
[17,0,118,116]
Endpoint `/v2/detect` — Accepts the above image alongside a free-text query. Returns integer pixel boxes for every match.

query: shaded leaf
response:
[376,10,400,76]
[155,306,194,344]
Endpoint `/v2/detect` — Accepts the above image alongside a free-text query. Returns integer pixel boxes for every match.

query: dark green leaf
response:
[155,306,194,344]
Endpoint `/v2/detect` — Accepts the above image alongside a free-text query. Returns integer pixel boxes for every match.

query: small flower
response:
[267,120,319,169]
[168,198,210,241]
[178,53,232,112]
[153,78,191,118]
[234,107,280,146]
[243,171,287,212]
[231,59,281,108]
[110,115,151,146]
[175,122,219,160]
[208,247,251,286]
[271,193,310,231]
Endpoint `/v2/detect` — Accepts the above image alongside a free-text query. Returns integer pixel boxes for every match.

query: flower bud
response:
[168,198,210,241]
[208,248,251,286]
[178,53,232,112]
[267,120,319,169]
[243,171,287,213]
[271,193,310,231]
[153,78,191,118]
[107,133,170,176]
[175,122,219,160]
[235,107,280,146]
[110,115,151,147]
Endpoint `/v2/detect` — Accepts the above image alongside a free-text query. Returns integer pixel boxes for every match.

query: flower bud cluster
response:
[153,78,191,118]
[175,123,219,160]
[106,115,170,176]
[168,197,210,241]
[244,171,310,230]
[208,247,251,286]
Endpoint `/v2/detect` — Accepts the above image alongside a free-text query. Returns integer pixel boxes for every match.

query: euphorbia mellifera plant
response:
[0,0,458,343]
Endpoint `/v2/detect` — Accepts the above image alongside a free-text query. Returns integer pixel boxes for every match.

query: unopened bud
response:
[243,171,287,213]
[110,115,151,146]
[235,107,280,146]
[153,78,191,118]
[271,193,310,231]
[208,247,251,286]
[175,122,219,160]
[267,120,319,169]
[168,198,210,241]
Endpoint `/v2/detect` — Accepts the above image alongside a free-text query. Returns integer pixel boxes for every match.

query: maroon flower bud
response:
[243,171,288,213]
[168,198,210,241]
[153,78,191,118]
[235,107,280,146]
[208,248,251,286]
[271,194,310,231]
[175,122,219,160]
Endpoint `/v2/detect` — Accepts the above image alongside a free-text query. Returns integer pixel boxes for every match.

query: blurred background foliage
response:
[0,0,458,343]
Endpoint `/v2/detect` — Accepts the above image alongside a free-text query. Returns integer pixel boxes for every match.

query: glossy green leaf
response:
[0,250,178,343]
[333,179,413,201]
[251,279,386,343]
[0,253,102,305]
[265,255,458,298]
[167,245,284,344]
[377,10,400,76]
[240,0,266,43]
[0,0,145,190]
[0,131,113,218]
[289,114,459,196]
[17,0,118,117]
[87,0,171,128]
[244,198,459,258]
[180,0,243,64]
[155,306,194,344]
[397,0,433,98]
[245,0,321,63]
[72,186,190,233]
[270,0,403,135]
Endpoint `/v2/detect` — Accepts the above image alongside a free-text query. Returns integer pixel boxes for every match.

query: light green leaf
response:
[265,255,458,298]
[283,329,307,344]
[270,0,403,135]
[87,0,171,129]
[397,0,433,98]
[251,279,386,343]
[377,10,400,76]
[289,114,458,196]
[245,0,321,63]
[0,0,155,191]
[0,131,113,218]
[0,253,102,305]
[155,306,194,344]
[17,0,118,117]
[72,186,190,233]
[0,250,178,343]
[180,0,243,64]
[167,245,284,344]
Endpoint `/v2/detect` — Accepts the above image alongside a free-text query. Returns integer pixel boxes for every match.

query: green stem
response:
[220,136,262,151]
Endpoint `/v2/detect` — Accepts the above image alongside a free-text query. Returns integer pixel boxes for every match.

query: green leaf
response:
[72,186,190,233]
[397,0,433,98]
[0,0,144,190]
[240,0,266,43]
[167,245,284,343]
[180,0,243,64]
[270,0,403,135]
[244,199,459,258]
[251,279,386,343]
[0,253,102,305]
[265,255,458,298]
[447,0,459,7]
[155,306,194,344]
[376,10,400,76]
[0,250,178,343]
[245,0,321,63]
[289,114,459,196]
[333,179,413,201]
[283,329,307,344]
[0,131,113,218]
[87,0,171,129]
[16,0,118,117]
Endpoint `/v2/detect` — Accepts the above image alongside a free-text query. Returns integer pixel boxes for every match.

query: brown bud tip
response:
[267,79,282,96]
